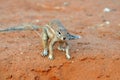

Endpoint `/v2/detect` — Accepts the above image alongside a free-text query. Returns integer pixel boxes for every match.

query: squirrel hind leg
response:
[58,42,66,51]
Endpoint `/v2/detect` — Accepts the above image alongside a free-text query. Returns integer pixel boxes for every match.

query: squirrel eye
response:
[58,31,61,34]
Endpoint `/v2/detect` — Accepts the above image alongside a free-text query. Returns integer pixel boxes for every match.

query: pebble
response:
[20,52,23,54]
[71,61,74,63]
[105,21,110,25]
[104,8,111,12]
[35,19,40,23]
[118,24,120,26]
[63,2,70,6]
[76,49,79,52]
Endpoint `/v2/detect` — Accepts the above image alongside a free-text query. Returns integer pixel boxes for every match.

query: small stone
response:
[71,61,74,63]
[63,2,70,6]
[76,49,79,52]
[20,52,23,54]
[105,21,110,25]
[104,8,111,12]
[118,24,120,26]
[35,19,40,23]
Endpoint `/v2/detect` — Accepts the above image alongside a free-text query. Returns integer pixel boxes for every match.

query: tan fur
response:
[41,20,71,60]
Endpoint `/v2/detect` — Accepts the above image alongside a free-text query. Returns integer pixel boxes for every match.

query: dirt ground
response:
[0,0,120,80]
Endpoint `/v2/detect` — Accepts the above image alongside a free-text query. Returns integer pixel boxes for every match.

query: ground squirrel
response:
[0,19,81,60]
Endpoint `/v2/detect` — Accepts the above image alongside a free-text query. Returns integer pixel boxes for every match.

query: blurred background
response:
[0,0,120,80]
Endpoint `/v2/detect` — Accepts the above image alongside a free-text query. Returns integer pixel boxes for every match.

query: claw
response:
[42,49,48,56]
[66,54,71,60]
[48,55,54,60]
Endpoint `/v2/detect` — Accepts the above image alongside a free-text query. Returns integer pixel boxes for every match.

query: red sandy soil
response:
[0,0,120,80]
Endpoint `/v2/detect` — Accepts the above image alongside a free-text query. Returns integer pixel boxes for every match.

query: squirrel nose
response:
[63,37,66,40]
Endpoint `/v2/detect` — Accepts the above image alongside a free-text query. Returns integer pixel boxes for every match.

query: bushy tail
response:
[68,34,81,40]
[0,24,41,32]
